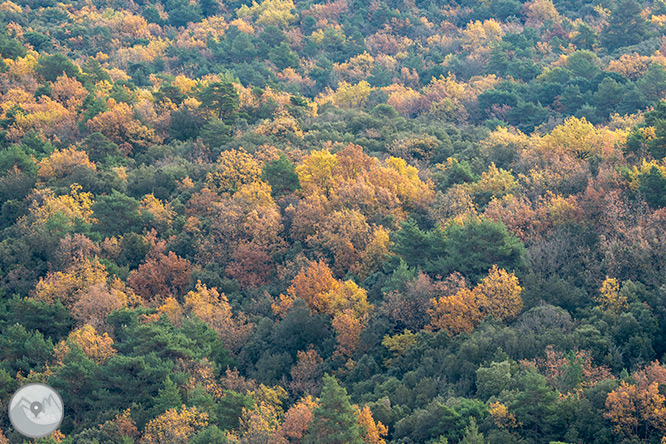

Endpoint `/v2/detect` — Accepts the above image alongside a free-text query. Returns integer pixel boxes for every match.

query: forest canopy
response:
[3,0,666,442]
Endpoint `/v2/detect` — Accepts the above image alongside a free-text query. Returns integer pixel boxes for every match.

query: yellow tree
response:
[56,324,117,364]
[428,287,485,335]
[295,149,339,197]
[325,81,372,109]
[476,265,523,322]
[141,406,208,444]
[205,149,262,194]
[595,276,628,313]
[31,184,96,228]
[33,258,109,309]
[37,148,96,181]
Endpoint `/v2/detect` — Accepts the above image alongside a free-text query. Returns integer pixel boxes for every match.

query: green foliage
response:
[393,217,527,283]
[92,190,144,236]
[262,153,300,196]
[36,53,81,82]
[199,82,240,120]
[304,375,364,444]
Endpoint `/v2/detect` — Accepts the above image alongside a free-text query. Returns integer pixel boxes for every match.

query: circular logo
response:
[8,383,64,438]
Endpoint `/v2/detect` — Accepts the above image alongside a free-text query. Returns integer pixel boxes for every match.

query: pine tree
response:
[303,375,364,444]
[460,418,484,444]
[153,376,182,416]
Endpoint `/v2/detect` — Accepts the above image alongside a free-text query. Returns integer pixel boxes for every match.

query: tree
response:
[198,82,239,119]
[332,309,364,358]
[426,217,527,284]
[286,260,340,314]
[595,276,628,313]
[33,258,109,309]
[303,375,364,444]
[92,190,144,236]
[358,405,388,444]
[205,149,261,194]
[601,0,649,50]
[56,324,117,364]
[277,395,317,443]
[36,53,81,82]
[141,406,208,444]
[605,361,666,439]
[428,287,484,335]
[127,250,192,304]
[476,265,523,322]
[289,348,324,397]
[183,281,253,354]
[262,153,300,196]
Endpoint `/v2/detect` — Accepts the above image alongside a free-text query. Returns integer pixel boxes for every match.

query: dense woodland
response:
[4,0,666,442]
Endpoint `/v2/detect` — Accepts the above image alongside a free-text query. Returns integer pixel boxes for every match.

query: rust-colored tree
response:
[127,251,192,305]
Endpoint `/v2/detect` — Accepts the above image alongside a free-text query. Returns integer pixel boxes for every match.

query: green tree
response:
[426,218,526,283]
[153,376,182,416]
[36,53,81,82]
[601,0,649,50]
[511,370,559,442]
[460,417,484,444]
[262,153,300,196]
[303,375,364,444]
[92,190,144,236]
[638,165,666,208]
[198,82,239,120]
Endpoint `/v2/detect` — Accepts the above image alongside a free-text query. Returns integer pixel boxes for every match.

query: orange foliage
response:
[429,266,523,334]
[276,395,317,443]
[428,287,484,335]
[605,362,666,438]
[51,74,88,108]
[332,308,365,358]
[37,148,96,180]
[127,251,192,304]
[286,260,340,314]
[87,99,161,151]
[358,405,388,444]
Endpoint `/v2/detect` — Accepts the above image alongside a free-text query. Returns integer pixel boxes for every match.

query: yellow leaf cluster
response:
[255,113,304,140]
[141,194,175,226]
[320,81,372,109]
[238,0,297,27]
[37,148,96,180]
[141,406,208,444]
[56,324,117,364]
[429,266,523,334]
[205,149,262,194]
[382,329,417,365]
[489,402,518,429]
[33,258,109,308]
[31,183,96,226]
[595,276,628,313]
